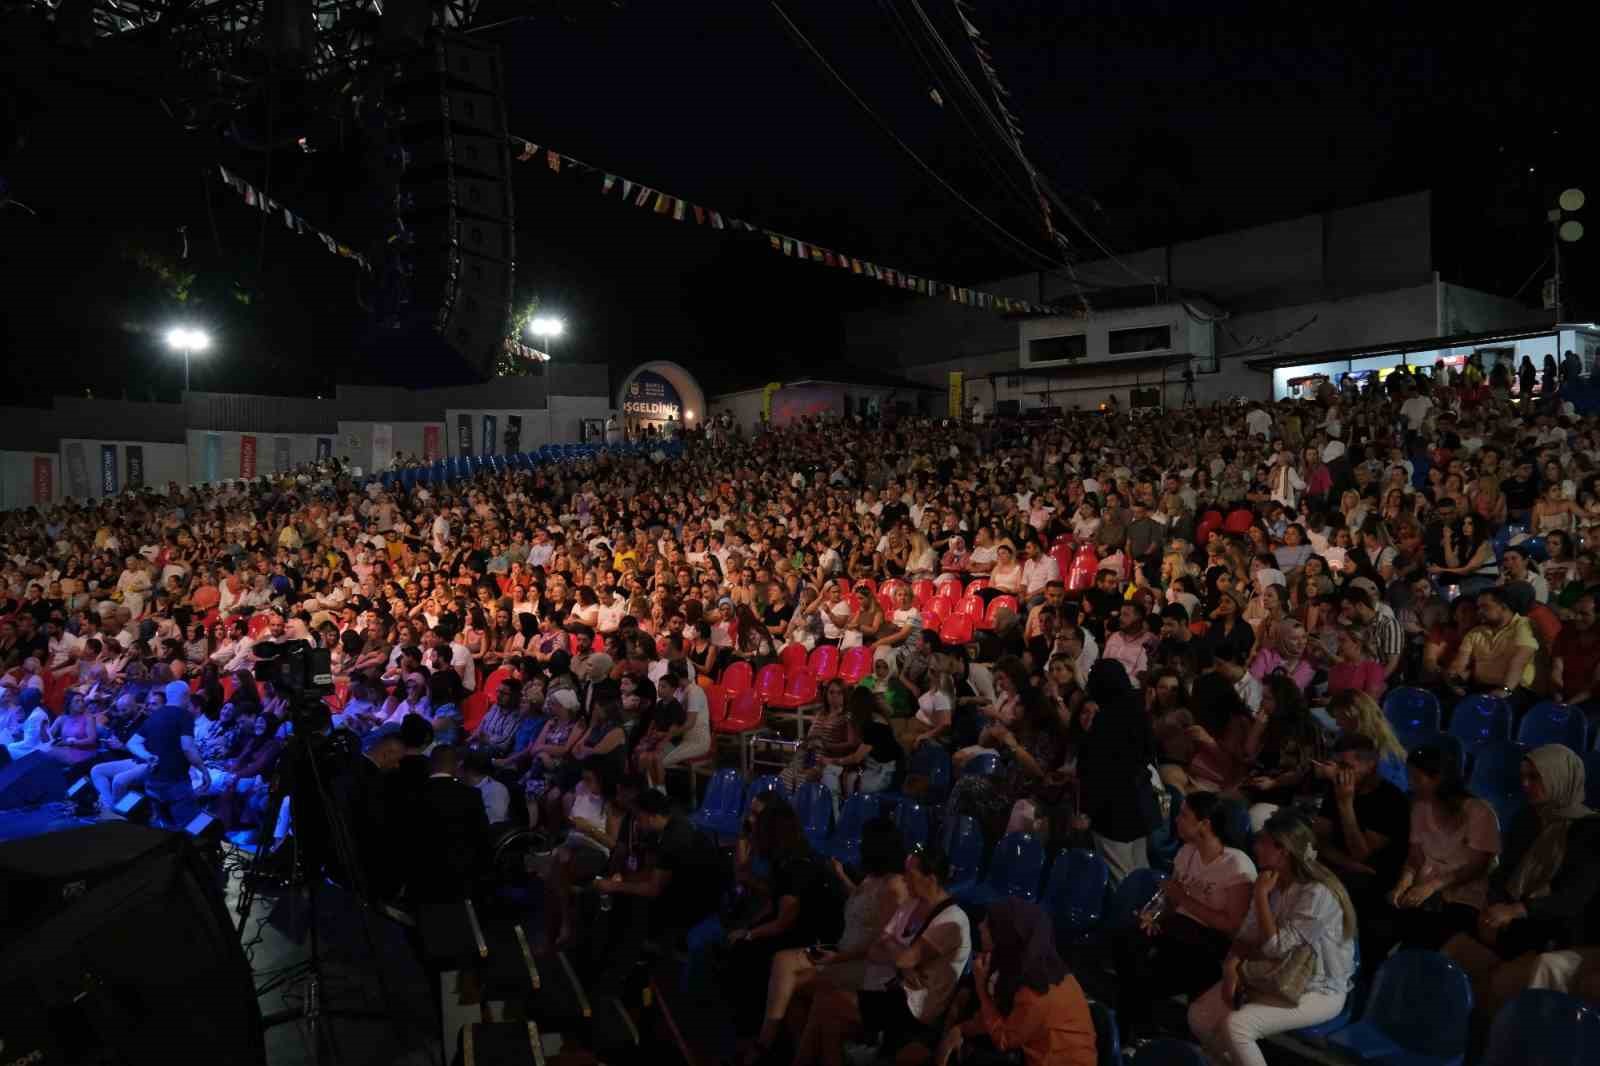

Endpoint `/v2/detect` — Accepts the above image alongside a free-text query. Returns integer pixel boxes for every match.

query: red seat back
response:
[719,689,764,732]
[959,595,986,622]
[779,643,809,673]
[460,688,491,731]
[876,591,895,614]
[1066,544,1099,593]
[1194,510,1224,545]
[983,595,1020,630]
[838,645,873,685]
[939,615,975,645]
[809,644,840,682]
[755,663,786,701]
[784,669,818,702]
[920,607,944,633]
[835,577,854,595]
[721,660,753,694]
[703,683,730,726]
[912,579,936,606]
[965,576,990,594]
[1050,546,1074,584]
[1051,532,1075,551]
[248,613,273,639]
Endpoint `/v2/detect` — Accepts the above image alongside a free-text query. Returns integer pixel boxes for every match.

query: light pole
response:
[527,316,564,361]
[164,327,211,391]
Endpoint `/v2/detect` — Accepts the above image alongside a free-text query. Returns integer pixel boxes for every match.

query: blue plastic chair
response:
[1292,940,1361,1042]
[1131,1038,1208,1066]
[1043,848,1110,945]
[1385,688,1443,748]
[1329,949,1473,1065]
[748,773,786,806]
[1089,1000,1121,1066]
[1378,752,1410,793]
[944,815,987,893]
[794,781,834,847]
[1468,740,1528,831]
[961,751,1000,778]
[1586,751,1600,808]
[907,743,953,802]
[1449,694,1512,751]
[689,768,744,838]
[956,832,1046,906]
[1520,535,1549,562]
[680,913,724,995]
[1105,868,1167,933]
[891,799,932,849]
[1484,988,1600,1066]
[1516,701,1588,751]
[820,793,882,864]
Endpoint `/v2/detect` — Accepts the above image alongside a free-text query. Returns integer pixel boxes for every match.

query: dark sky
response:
[1,1,1593,404]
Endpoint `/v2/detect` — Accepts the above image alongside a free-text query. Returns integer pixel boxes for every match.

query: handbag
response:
[1237,944,1316,1008]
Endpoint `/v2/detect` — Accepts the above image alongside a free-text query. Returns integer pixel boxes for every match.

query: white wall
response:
[0,450,60,511]
[186,430,331,484]
[442,408,553,455]
[545,396,616,446]
[336,421,446,471]
[56,439,188,500]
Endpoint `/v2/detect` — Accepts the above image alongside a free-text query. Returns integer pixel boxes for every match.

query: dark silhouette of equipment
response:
[0,750,68,809]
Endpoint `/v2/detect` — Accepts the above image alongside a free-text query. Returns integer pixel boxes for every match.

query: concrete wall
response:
[56,439,188,500]
[1440,283,1550,338]
[545,396,616,446]
[441,409,555,456]
[0,451,60,511]
[336,421,448,470]
[186,430,332,485]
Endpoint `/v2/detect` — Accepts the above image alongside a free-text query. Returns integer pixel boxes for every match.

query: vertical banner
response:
[505,415,523,454]
[273,437,292,473]
[481,415,497,455]
[33,456,53,505]
[239,435,258,478]
[373,423,394,471]
[65,442,90,498]
[100,444,119,496]
[204,434,221,482]
[457,414,473,457]
[125,445,144,490]
[948,370,964,418]
[316,436,333,460]
[761,381,783,423]
[423,424,442,461]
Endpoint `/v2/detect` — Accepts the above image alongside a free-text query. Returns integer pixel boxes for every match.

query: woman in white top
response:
[899,658,953,751]
[1188,810,1357,1066]
[987,542,1024,596]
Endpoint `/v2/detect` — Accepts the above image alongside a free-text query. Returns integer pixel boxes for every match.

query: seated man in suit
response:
[406,745,491,903]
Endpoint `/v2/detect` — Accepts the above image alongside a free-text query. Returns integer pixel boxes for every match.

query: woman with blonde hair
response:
[1325,689,1407,765]
[1188,811,1357,1066]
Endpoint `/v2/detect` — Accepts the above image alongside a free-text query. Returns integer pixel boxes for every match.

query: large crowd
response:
[2,354,1599,1065]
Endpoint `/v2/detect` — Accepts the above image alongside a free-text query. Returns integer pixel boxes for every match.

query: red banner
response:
[239,435,257,478]
[32,456,52,505]
[423,424,441,461]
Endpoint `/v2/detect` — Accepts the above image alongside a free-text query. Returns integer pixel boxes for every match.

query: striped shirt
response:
[1364,603,1405,668]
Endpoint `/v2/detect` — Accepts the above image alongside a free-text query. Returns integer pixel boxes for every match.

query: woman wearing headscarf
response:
[1074,660,1162,881]
[913,899,1097,1066]
[1442,744,1600,1016]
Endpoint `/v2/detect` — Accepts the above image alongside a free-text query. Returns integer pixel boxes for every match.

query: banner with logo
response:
[33,456,53,505]
[274,437,292,474]
[316,436,333,460]
[239,435,257,478]
[948,371,964,418]
[457,414,473,458]
[373,423,394,471]
[204,434,221,482]
[481,415,497,455]
[125,445,144,490]
[99,444,119,496]
[65,442,90,498]
[505,415,522,454]
[422,424,442,460]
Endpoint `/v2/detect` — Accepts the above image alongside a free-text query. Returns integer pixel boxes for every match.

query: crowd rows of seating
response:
[4,367,1600,1064]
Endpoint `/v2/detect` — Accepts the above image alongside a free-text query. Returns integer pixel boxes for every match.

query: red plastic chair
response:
[959,595,986,625]
[702,683,730,727]
[1051,532,1075,551]
[248,613,274,639]
[1189,621,1209,638]
[920,607,944,633]
[935,581,963,605]
[768,667,819,710]
[1223,507,1255,534]
[939,615,975,645]
[809,645,840,683]
[1066,544,1099,594]
[1050,546,1074,585]
[843,593,863,616]
[965,576,990,594]
[880,578,908,601]
[835,577,854,595]
[717,689,765,734]
[460,688,492,732]
[912,579,937,607]
[755,663,787,704]
[591,634,606,653]
[838,645,873,685]
[1194,510,1224,545]
[876,591,896,614]
[983,595,1020,630]
[779,643,810,673]
[721,660,754,695]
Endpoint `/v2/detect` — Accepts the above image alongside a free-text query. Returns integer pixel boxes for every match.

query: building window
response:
[1107,324,1173,355]
[1027,334,1086,363]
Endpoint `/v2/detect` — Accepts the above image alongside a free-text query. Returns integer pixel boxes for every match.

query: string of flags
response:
[215,165,372,272]
[510,137,1060,316]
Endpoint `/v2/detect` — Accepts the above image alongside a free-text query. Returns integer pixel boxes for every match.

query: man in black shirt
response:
[1154,602,1199,675]
[1312,734,1409,940]
[126,680,206,827]
[1501,458,1539,526]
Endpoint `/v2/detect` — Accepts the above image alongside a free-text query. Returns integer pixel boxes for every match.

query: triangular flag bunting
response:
[546,150,561,172]
[517,141,538,162]
[693,205,706,225]
[602,174,617,195]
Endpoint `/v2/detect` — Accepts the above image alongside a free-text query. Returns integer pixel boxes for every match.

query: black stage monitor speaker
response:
[1131,387,1162,409]
[0,750,68,810]
[0,823,264,1065]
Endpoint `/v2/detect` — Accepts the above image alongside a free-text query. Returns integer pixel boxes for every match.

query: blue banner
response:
[482,414,497,455]
[316,437,332,460]
[457,414,473,457]
[204,434,221,482]
[100,444,119,496]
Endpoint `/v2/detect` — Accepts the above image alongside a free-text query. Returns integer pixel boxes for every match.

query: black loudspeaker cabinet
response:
[0,750,68,809]
[0,824,264,1065]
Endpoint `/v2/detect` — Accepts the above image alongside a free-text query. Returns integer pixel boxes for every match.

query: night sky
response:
[1,1,1593,405]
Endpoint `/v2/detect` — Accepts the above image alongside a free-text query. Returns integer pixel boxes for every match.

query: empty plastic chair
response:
[717,689,765,736]
[1384,687,1443,747]
[912,579,937,606]
[919,606,944,633]
[1106,868,1167,932]
[1449,694,1512,750]
[690,768,745,838]
[794,781,834,847]
[891,799,931,849]
[958,595,986,625]
[961,752,1000,778]
[1044,849,1110,945]
[754,663,787,704]
[779,643,809,673]
[747,774,786,808]
[906,743,952,803]
[821,793,882,864]
[939,614,975,646]
[1484,988,1600,1066]
[1469,739,1528,830]
[1131,1039,1208,1066]
[837,645,873,685]
[701,684,730,729]
[958,832,1046,905]
[767,668,819,711]
[1516,701,1588,751]
[808,644,840,683]
[721,660,754,695]
[1329,949,1473,1066]
[1090,1000,1121,1066]
[944,815,987,892]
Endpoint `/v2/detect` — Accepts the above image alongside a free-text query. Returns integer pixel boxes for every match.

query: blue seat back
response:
[1131,1038,1208,1066]
[1468,740,1528,830]
[1044,849,1110,940]
[944,815,986,885]
[1484,988,1600,1066]
[795,781,834,845]
[1378,751,1410,792]
[1449,694,1512,748]
[1517,701,1588,751]
[692,768,744,829]
[892,799,931,849]
[1364,949,1474,1059]
[961,752,1000,778]
[908,743,953,799]
[746,774,786,810]
[1384,687,1441,746]
[986,832,1046,903]
[1089,1000,1120,1066]
[830,793,880,848]
[1107,868,1167,932]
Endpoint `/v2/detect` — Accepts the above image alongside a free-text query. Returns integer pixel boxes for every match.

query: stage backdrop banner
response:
[423,425,442,461]
[505,415,522,454]
[948,371,964,418]
[316,437,333,460]
[100,445,119,496]
[125,445,144,490]
[239,435,257,478]
[373,424,394,471]
[33,457,52,505]
[481,415,497,455]
[457,414,473,458]
[273,437,292,474]
[65,442,90,498]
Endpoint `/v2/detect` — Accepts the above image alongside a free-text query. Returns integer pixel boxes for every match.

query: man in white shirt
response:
[1399,389,1433,431]
[462,750,510,824]
[1244,403,1273,440]
[447,629,477,692]
[1020,539,1060,606]
[1500,546,1550,604]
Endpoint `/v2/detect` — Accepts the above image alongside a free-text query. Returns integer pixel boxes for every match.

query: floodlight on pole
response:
[165,327,211,391]
[527,316,565,360]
